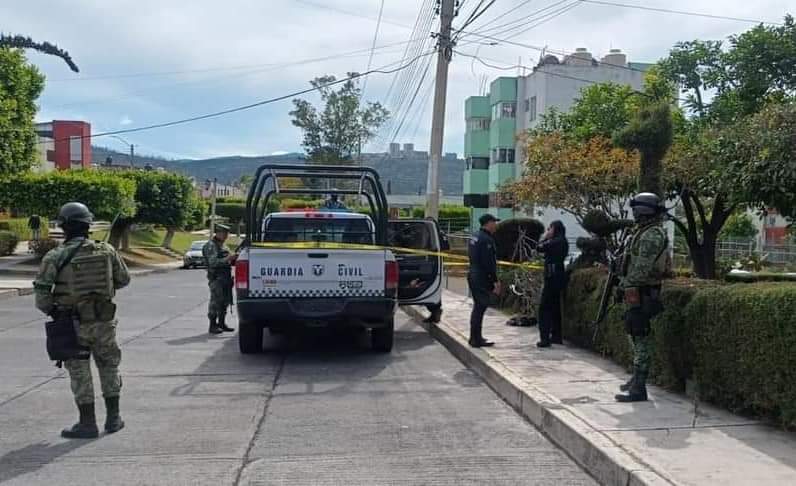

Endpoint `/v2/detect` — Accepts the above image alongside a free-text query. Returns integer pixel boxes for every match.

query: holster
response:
[45,310,90,363]
[624,286,663,337]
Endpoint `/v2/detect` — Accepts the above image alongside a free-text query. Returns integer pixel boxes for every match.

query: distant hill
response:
[92,147,465,196]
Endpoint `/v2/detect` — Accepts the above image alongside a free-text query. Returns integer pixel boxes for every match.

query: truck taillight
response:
[235,259,249,290]
[385,260,399,296]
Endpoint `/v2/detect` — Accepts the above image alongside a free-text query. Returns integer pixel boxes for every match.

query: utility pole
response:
[129,144,135,168]
[425,0,455,220]
[209,178,217,236]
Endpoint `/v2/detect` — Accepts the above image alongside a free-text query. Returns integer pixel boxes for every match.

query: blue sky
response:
[6,0,791,160]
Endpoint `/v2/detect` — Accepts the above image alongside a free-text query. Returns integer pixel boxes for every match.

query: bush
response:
[688,284,796,427]
[0,230,19,256]
[563,268,796,427]
[30,238,59,258]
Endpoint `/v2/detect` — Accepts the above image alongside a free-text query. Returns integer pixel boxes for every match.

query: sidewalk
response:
[405,290,796,486]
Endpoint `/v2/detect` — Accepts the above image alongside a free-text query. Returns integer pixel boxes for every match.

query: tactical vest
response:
[622,224,671,284]
[53,241,114,307]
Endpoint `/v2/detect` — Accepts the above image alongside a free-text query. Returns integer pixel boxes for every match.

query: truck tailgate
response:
[248,249,388,298]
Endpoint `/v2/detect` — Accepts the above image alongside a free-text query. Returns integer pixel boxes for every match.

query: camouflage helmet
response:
[629,192,663,218]
[57,202,94,226]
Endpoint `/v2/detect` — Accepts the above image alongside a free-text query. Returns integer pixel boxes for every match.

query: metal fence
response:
[713,238,796,265]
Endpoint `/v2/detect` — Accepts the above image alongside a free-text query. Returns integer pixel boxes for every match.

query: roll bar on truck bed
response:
[244,164,390,245]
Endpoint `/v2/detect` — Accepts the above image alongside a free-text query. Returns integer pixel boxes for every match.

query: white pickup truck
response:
[234,165,443,354]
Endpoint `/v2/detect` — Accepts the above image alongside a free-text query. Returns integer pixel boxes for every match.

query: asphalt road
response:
[0,270,595,486]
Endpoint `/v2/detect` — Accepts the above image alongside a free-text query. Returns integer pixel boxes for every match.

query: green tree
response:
[0,48,45,175]
[719,212,758,240]
[614,101,673,196]
[657,16,796,278]
[290,74,389,163]
[111,171,196,249]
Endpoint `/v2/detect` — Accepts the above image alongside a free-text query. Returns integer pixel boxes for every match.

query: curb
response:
[0,287,34,300]
[131,265,184,278]
[404,305,673,486]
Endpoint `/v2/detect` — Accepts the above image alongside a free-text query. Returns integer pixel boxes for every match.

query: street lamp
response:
[107,135,135,168]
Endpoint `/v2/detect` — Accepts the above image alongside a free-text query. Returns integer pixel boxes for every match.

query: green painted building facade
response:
[463,77,519,228]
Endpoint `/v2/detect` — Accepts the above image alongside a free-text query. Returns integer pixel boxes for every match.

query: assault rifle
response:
[591,226,633,343]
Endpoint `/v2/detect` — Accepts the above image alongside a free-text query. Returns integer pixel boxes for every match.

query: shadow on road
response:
[0,439,96,484]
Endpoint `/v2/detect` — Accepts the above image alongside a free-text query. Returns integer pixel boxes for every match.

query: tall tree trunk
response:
[162,227,176,249]
[109,218,133,251]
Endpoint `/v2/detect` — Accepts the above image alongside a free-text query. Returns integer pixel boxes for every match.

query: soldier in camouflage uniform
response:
[34,202,131,438]
[615,193,670,403]
[203,224,237,334]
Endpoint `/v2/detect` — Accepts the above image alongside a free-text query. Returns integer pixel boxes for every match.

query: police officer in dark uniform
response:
[467,214,501,347]
[536,220,569,347]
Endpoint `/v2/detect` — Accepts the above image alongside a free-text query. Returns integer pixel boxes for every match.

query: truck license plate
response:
[339,280,363,289]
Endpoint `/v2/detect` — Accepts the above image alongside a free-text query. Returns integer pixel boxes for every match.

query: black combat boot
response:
[104,396,125,433]
[208,316,222,335]
[615,372,648,402]
[61,402,99,439]
[619,373,636,392]
[217,314,235,332]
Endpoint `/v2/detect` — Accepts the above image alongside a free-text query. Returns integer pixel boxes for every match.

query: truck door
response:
[387,220,443,306]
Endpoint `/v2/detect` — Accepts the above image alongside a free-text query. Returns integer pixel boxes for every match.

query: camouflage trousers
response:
[207,278,233,319]
[64,320,122,405]
[629,334,652,378]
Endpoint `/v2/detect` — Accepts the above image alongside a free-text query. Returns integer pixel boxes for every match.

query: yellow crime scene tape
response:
[246,241,543,271]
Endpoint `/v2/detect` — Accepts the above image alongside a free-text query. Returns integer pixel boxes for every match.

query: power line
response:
[468,0,536,31]
[34,51,434,145]
[361,0,387,99]
[48,38,420,83]
[460,0,581,43]
[455,0,497,36]
[581,0,784,26]
[293,0,414,29]
[48,41,423,111]
[461,28,653,77]
[458,50,688,102]
[457,0,574,40]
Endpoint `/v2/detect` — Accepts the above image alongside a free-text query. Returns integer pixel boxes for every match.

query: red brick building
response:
[35,120,92,171]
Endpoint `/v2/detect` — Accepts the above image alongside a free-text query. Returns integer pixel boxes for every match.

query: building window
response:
[524,99,530,112]
[468,157,489,170]
[492,102,516,119]
[493,148,515,163]
[501,102,516,119]
[69,136,82,163]
[467,118,490,131]
[529,96,537,122]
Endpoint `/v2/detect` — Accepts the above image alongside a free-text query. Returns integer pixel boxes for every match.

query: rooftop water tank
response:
[601,49,627,67]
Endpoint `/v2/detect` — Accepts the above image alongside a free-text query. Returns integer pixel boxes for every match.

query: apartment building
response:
[463,48,651,232]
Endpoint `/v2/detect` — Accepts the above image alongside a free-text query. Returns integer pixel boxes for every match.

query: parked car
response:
[183,240,207,269]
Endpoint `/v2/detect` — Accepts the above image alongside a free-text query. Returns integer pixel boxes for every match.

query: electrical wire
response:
[361,0,387,99]
[293,0,414,29]
[581,0,784,26]
[455,0,498,37]
[48,38,421,83]
[47,41,424,111]
[457,50,688,102]
[457,0,573,41]
[35,51,435,145]
[468,0,536,31]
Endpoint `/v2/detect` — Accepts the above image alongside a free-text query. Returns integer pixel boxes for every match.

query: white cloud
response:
[11,0,792,159]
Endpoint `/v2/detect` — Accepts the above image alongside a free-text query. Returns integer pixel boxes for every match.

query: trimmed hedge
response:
[688,284,796,427]
[563,268,796,427]
[30,238,59,259]
[0,230,19,256]
[725,272,796,283]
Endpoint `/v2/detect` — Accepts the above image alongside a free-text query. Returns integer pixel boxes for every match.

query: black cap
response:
[479,213,500,226]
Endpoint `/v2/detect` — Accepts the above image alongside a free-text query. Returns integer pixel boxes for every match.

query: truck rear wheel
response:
[371,317,394,353]
[239,320,264,354]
